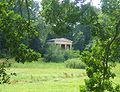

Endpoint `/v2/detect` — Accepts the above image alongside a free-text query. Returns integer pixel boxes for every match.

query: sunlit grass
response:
[0,59,120,92]
[0,59,86,92]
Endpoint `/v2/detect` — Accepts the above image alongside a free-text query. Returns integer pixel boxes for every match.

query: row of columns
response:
[57,44,72,50]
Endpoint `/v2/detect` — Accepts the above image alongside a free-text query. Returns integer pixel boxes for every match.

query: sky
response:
[89,0,101,8]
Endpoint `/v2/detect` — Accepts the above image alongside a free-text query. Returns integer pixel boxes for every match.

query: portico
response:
[47,38,72,50]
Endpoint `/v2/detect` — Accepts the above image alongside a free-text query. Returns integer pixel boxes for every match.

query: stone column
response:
[70,44,72,50]
[59,44,61,48]
[65,44,67,50]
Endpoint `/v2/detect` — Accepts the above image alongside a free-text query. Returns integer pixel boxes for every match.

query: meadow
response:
[0,59,120,92]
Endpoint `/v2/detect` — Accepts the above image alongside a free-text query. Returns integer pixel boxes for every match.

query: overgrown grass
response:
[10,61,65,69]
[0,59,120,92]
[0,59,87,92]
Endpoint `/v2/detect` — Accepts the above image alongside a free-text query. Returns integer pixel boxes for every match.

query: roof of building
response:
[48,38,72,42]
[47,38,72,44]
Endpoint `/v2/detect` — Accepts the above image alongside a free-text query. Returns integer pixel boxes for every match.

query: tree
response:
[13,0,40,19]
[41,0,81,36]
[0,0,40,83]
[0,0,40,62]
[80,0,120,91]
[30,17,52,54]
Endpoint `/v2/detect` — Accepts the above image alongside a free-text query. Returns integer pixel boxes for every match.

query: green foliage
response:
[79,3,98,25]
[80,0,120,91]
[41,0,98,51]
[44,44,65,62]
[44,44,81,62]
[0,0,42,87]
[64,50,80,60]
[0,0,40,63]
[15,44,41,63]
[13,0,40,19]
[30,17,52,53]
[79,85,87,92]
[0,60,10,84]
[41,0,81,35]
[80,41,120,91]
[65,58,86,69]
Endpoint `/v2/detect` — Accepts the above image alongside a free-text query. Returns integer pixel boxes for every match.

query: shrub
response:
[44,44,65,62]
[15,44,41,63]
[44,44,81,62]
[65,58,86,69]
[0,60,10,84]
[64,50,80,60]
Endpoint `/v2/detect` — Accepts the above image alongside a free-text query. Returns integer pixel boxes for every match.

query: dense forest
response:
[0,0,120,91]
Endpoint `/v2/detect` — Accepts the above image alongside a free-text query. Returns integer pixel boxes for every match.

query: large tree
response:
[0,0,40,62]
[13,0,40,19]
[80,0,120,91]
[41,0,81,36]
[0,0,41,83]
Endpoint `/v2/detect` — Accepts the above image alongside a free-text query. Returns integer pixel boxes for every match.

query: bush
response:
[44,44,65,62]
[15,44,41,63]
[64,50,80,60]
[44,44,81,62]
[65,58,86,69]
[0,60,10,84]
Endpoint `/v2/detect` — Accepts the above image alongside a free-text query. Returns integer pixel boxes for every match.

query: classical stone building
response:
[47,38,72,50]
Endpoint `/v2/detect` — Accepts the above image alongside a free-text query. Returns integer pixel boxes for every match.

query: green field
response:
[0,59,120,92]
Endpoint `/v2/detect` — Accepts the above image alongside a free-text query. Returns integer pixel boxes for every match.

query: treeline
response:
[0,0,98,62]
[0,0,119,63]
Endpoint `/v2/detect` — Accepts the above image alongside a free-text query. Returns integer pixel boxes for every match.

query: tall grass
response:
[9,58,65,69]
[0,59,120,92]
